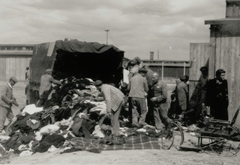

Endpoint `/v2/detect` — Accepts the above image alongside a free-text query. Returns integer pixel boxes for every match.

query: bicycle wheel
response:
[160,121,184,150]
[160,129,174,150]
[171,121,184,147]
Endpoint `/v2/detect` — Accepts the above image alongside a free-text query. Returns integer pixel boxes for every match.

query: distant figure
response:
[37,69,61,106]
[206,69,228,120]
[128,68,149,127]
[25,67,30,105]
[150,72,172,131]
[0,77,19,134]
[25,67,30,81]
[95,80,125,136]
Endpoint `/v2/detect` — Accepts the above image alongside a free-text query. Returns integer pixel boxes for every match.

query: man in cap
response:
[150,72,172,131]
[37,69,61,106]
[94,80,125,136]
[128,56,143,81]
[128,68,149,127]
[0,77,19,134]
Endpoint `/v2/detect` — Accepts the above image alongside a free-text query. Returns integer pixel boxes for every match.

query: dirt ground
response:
[2,81,240,165]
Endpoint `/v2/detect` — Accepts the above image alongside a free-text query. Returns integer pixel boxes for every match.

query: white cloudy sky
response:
[0,0,226,60]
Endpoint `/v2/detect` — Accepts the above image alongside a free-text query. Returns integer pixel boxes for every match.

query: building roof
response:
[0,44,34,46]
[0,50,33,56]
[226,0,240,2]
[205,18,240,24]
[142,60,190,67]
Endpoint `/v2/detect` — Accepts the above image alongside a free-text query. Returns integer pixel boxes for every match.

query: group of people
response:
[0,60,229,137]
[170,66,229,126]
[34,59,173,136]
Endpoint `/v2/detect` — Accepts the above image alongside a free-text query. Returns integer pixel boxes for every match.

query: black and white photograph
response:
[0,0,240,164]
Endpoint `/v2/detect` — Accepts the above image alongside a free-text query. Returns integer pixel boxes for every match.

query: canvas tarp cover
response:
[55,40,123,54]
[30,40,124,100]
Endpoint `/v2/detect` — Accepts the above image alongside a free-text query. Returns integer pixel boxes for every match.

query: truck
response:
[28,39,124,103]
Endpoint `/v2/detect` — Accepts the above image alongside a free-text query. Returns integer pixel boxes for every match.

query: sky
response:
[0,0,226,60]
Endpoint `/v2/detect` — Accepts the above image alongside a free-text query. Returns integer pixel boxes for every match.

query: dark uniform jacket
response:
[206,78,228,120]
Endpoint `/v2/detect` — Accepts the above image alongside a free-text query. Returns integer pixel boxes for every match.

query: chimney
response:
[150,51,154,60]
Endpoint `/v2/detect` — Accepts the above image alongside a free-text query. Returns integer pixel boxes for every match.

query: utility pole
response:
[105,29,109,45]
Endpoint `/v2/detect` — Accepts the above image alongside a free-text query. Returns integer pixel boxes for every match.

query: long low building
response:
[0,44,33,81]
[142,60,190,78]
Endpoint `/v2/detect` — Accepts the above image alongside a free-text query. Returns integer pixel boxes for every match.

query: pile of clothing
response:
[0,77,165,158]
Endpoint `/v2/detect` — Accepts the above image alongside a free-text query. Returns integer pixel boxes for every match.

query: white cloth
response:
[92,125,105,138]
[22,104,43,116]
[19,150,33,157]
[39,124,60,135]
[123,69,129,84]
[89,101,107,115]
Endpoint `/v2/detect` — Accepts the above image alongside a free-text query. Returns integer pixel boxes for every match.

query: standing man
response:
[25,67,30,81]
[25,67,30,105]
[142,65,155,125]
[128,68,149,127]
[176,75,189,118]
[94,80,125,136]
[195,66,208,123]
[127,58,141,125]
[0,77,19,134]
[37,69,61,106]
[206,69,228,120]
[150,72,172,131]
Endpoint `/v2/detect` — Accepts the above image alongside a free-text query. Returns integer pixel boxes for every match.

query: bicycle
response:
[160,117,184,150]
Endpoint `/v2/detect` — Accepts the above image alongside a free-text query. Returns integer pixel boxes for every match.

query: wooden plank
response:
[227,37,234,120]
[189,43,210,99]
[0,57,6,81]
[234,36,240,126]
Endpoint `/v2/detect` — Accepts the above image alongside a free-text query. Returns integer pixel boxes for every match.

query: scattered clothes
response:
[3,132,24,152]
[18,144,28,151]
[20,135,34,144]
[60,148,82,154]
[136,128,147,133]
[0,135,10,143]
[32,134,65,153]
[187,124,200,132]
[47,145,57,152]
[19,150,33,157]
[26,119,42,130]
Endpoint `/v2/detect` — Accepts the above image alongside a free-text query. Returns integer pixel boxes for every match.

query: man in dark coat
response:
[176,75,189,117]
[150,72,172,131]
[206,69,229,120]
